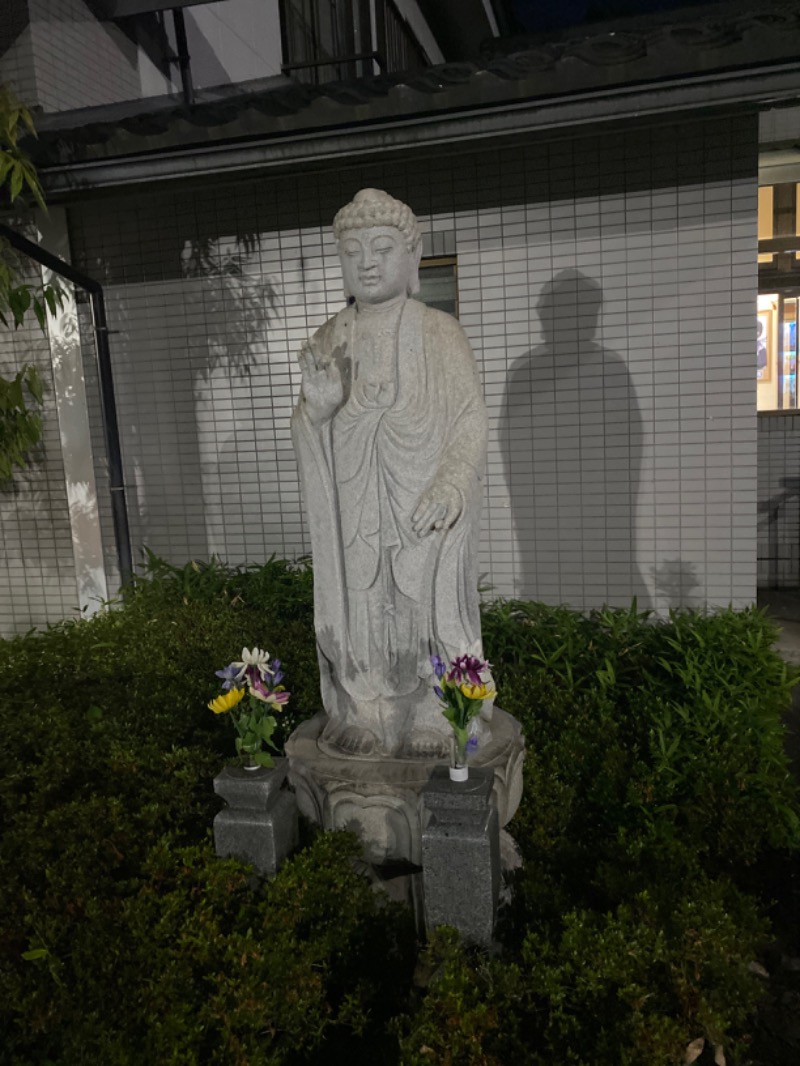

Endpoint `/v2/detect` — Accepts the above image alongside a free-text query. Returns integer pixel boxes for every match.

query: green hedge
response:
[0,558,798,1064]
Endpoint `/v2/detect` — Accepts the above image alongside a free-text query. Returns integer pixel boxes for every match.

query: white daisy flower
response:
[232,647,272,681]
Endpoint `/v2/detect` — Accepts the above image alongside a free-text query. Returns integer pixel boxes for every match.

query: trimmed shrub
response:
[0,560,798,1064]
[2,831,414,1065]
[486,601,799,902]
[398,884,768,1066]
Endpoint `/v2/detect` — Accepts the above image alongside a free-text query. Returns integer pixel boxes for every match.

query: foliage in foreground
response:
[1,84,63,484]
[0,556,798,1064]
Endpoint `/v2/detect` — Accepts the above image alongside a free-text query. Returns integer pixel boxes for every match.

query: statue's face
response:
[338,226,414,305]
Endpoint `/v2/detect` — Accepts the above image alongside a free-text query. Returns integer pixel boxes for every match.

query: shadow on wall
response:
[501,269,650,610]
[0,314,81,633]
[189,236,284,564]
[101,235,281,568]
[652,558,701,610]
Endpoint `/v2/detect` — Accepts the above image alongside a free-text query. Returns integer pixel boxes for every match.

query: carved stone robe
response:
[292,298,488,754]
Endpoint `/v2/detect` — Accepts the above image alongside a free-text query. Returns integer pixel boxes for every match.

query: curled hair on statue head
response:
[333,189,423,297]
[333,188,421,252]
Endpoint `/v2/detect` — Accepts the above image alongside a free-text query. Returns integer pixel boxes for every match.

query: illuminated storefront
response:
[758,185,800,411]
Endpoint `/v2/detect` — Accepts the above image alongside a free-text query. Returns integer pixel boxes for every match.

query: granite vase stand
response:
[213,758,299,879]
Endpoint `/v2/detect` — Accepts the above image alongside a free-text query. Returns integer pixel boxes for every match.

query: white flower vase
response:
[241,752,266,772]
[450,732,469,782]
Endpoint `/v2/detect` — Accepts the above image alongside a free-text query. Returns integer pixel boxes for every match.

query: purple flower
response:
[466,735,479,754]
[215,663,240,691]
[434,684,444,700]
[245,665,262,688]
[250,672,275,700]
[270,659,284,685]
[430,654,446,680]
[450,654,489,686]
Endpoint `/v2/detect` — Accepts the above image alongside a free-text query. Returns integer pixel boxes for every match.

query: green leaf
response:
[8,163,23,202]
[22,948,48,961]
[0,364,44,480]
[20,158,46,210]
[25,366,43,404]
[8,373,23,408]
[43,285,59,317]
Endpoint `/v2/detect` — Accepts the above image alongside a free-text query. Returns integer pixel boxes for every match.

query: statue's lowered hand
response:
[411,481,462,538]
[299,341,344,425]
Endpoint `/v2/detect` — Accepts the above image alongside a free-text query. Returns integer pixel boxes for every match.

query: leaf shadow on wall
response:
[0,310,84,628]
[501,269,650,610]
[97,235,281,570]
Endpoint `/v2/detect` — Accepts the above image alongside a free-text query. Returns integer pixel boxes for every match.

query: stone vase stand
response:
[213,757,299,877]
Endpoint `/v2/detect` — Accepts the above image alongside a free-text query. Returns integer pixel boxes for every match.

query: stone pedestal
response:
[213,758,299,877]
[421,766,500,947]
[285,707,524,866]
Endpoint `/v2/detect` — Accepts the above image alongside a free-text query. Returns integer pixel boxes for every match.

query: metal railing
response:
[281,0,427,85]
[758,476,800,588]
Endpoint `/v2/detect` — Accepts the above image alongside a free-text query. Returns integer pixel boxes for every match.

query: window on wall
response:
[758,186,774,265]
[418,256,458,316]
[758,184,800,410]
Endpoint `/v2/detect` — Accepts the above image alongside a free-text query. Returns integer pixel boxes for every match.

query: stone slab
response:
[421,765,494,823]
[213,759,288,810]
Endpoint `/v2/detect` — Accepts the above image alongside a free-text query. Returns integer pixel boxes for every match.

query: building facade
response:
[1,1,799,634]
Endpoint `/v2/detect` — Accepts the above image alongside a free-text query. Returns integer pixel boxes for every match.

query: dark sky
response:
[509,0,728,34]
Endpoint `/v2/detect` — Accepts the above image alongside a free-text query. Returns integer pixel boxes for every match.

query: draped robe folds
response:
[292,298,488,755]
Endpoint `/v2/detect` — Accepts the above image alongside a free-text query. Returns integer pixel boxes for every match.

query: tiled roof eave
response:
[39,60,800,196]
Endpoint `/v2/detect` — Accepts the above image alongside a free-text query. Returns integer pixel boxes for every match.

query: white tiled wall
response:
[2,0,294,113]
[0,4,38,107]
[758,412,800,588]
[185,0,284,88]
[62,114,757,617]
[26,0,140,112]
[0,114,759,633]
[0,273,81,637]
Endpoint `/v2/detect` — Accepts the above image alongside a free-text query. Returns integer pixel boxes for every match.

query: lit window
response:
[758,186,774,264]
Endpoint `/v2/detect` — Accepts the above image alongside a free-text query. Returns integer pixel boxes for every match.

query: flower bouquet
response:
[430,653,495,781]
[208,647,290,769]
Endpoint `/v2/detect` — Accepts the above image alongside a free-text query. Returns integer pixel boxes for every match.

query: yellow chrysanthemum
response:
[460,682,495,701]
[208,687,245,715]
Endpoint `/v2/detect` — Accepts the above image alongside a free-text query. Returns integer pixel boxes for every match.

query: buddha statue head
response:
[333,188,423,305]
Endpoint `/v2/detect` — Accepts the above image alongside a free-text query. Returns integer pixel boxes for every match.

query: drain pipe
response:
[0,222,133,588]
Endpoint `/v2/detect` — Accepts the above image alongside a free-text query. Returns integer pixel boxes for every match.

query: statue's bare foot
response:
[321,722,379,756]
[402,729,450,759]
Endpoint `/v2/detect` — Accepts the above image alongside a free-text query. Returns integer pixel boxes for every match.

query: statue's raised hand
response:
[299,341,343,426]
[411,481,462,538]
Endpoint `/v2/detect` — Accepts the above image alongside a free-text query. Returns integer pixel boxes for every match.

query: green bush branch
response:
[0,363,44,482]
[0,83,64,481]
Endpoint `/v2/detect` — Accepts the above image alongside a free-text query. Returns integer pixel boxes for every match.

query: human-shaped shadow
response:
[502,269,650,609]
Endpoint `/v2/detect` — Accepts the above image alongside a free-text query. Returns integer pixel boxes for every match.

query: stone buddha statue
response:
[292,188,489,760]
